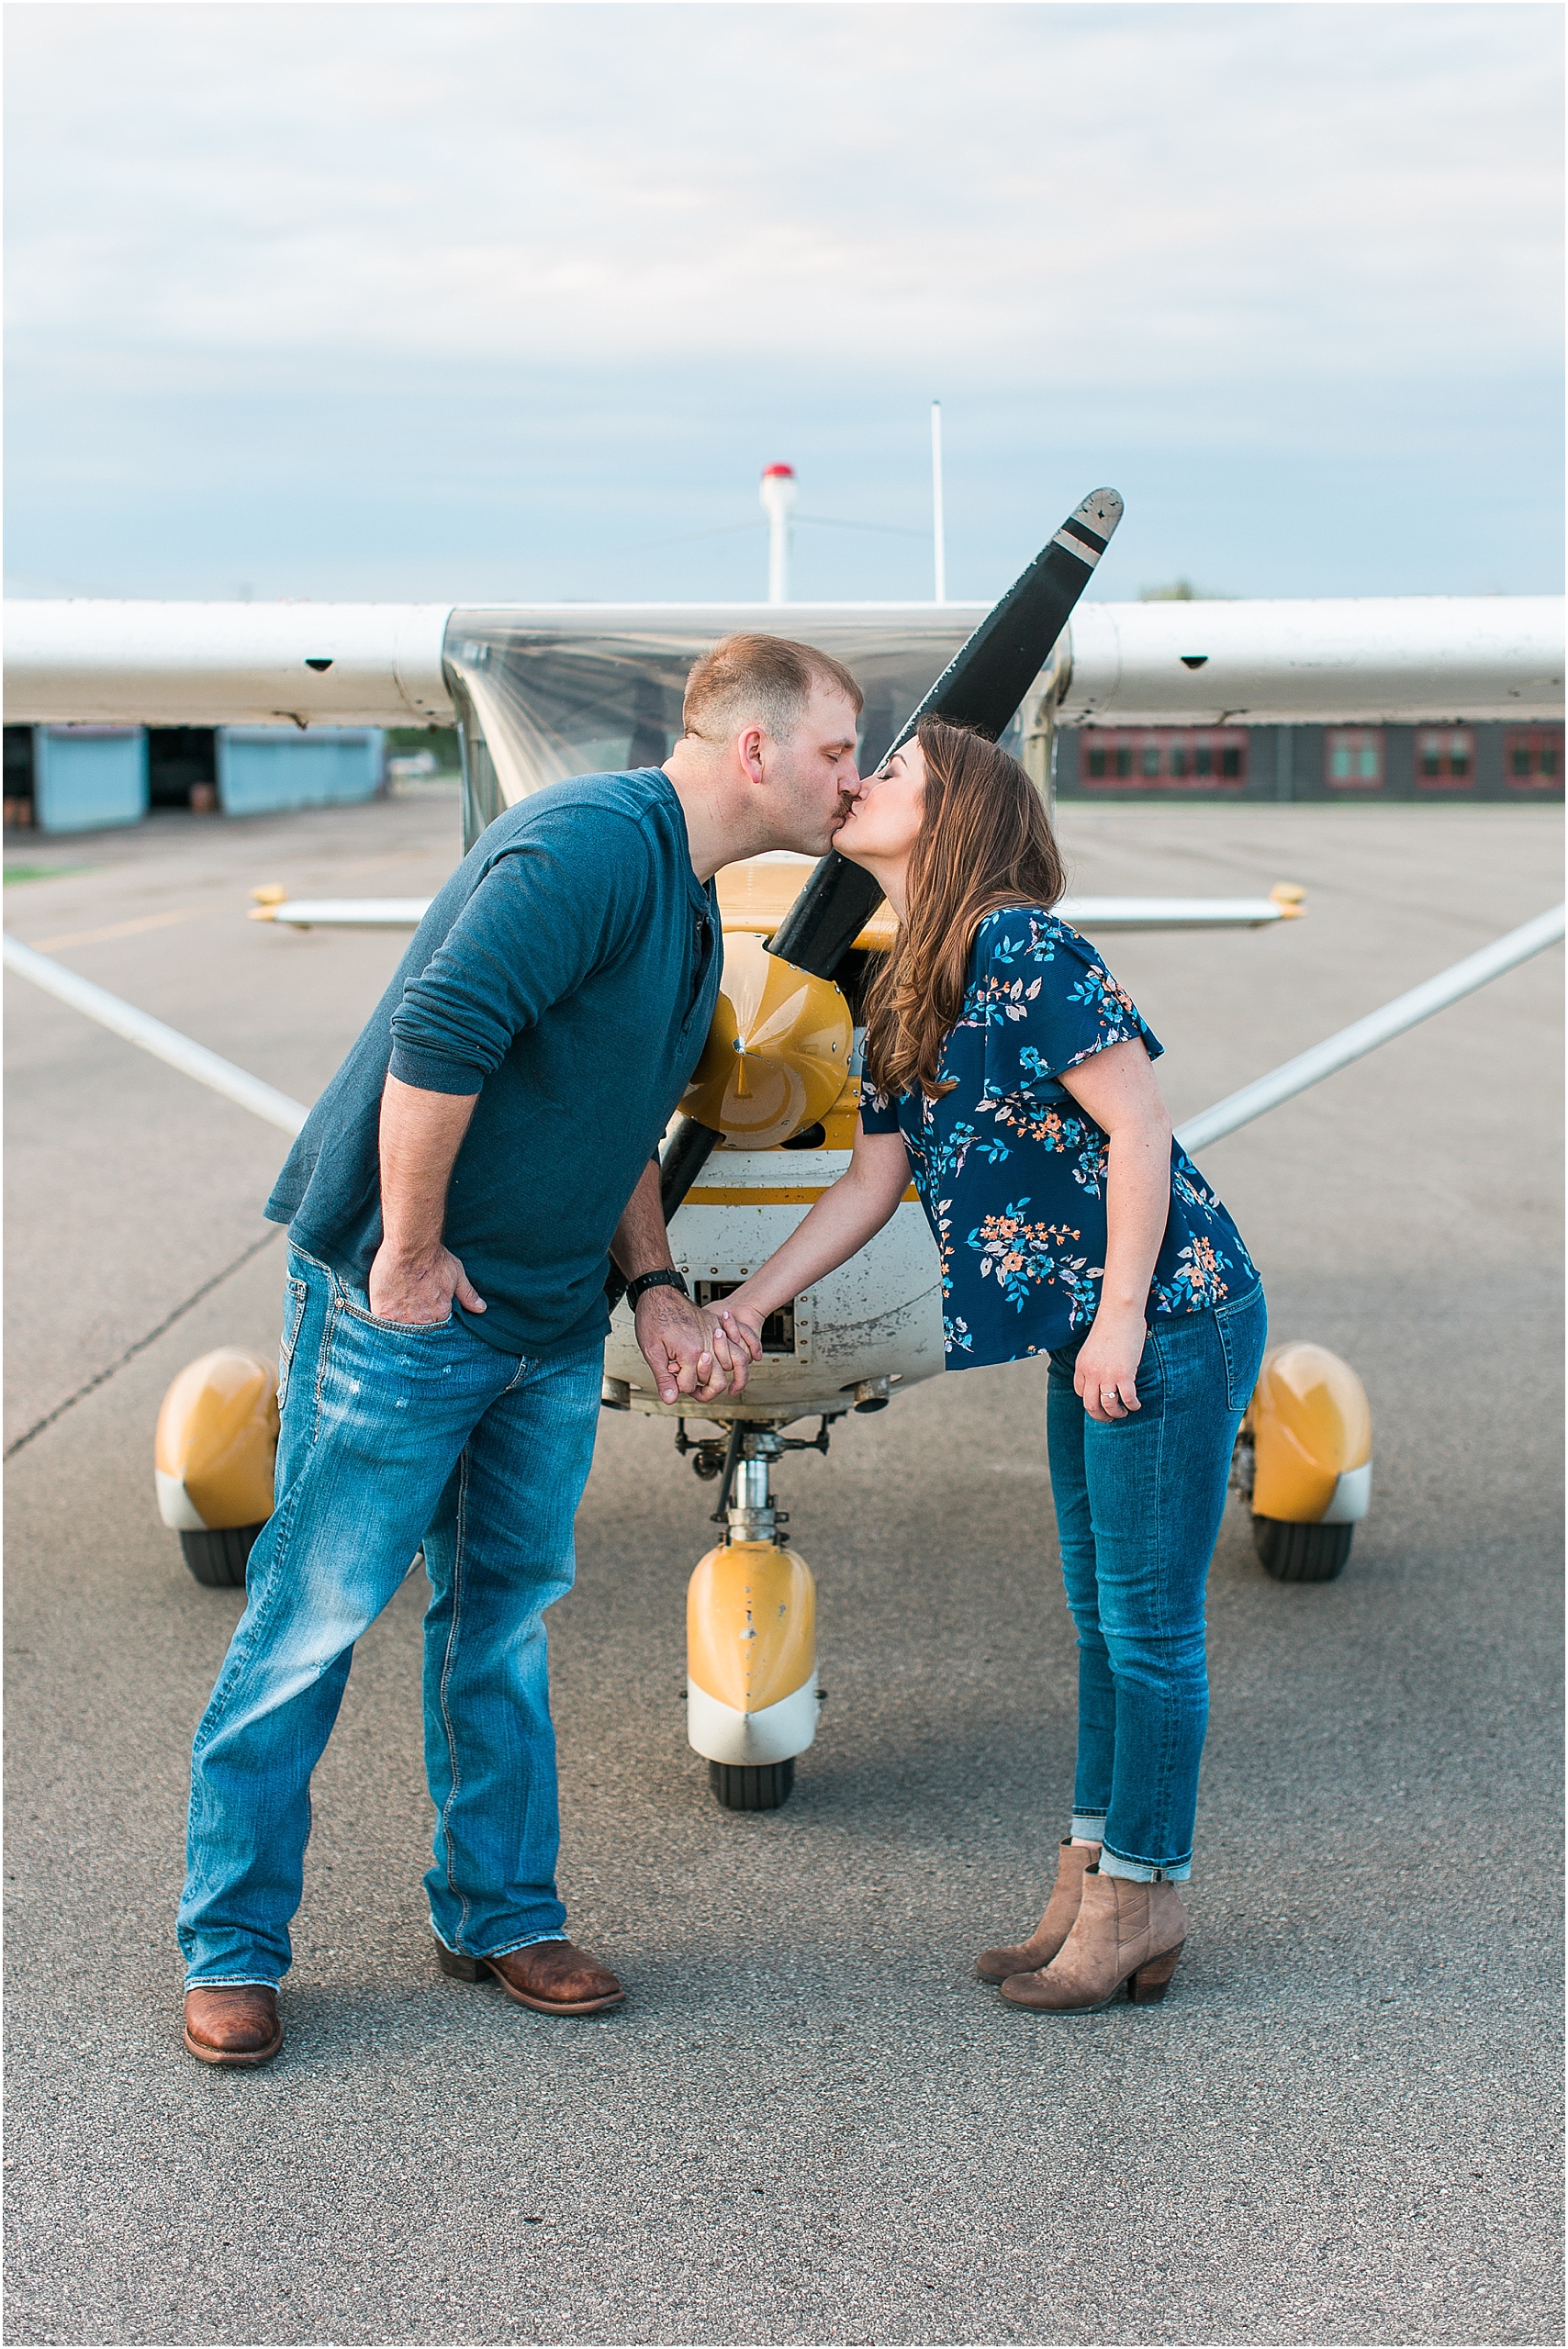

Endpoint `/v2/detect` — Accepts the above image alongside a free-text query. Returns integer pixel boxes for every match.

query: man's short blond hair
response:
[682,633,863,746]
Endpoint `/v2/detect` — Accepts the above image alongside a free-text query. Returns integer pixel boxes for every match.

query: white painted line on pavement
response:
[3,933,310,1137]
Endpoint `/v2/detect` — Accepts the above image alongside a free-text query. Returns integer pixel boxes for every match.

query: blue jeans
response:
[1046,1284,1267,1883]
[177,1247,603,1988]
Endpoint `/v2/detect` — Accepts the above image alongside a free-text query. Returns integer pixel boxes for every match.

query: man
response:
[179,633,864,2065]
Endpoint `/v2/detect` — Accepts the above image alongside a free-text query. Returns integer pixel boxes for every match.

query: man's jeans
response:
[177,1247,603,1988]
[1046,1285,1267,1883]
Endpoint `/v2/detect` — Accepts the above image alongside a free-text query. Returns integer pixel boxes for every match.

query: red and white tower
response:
[759,464,796,606]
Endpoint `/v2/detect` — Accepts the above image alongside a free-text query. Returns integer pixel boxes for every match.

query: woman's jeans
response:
[1046,1285,1267,1884]
[177,1247,603,1988]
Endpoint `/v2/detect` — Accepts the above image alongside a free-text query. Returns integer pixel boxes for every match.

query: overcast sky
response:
[5,1,1562,606]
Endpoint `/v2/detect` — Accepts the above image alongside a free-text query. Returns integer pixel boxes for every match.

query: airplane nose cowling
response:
[679,933,853,1149]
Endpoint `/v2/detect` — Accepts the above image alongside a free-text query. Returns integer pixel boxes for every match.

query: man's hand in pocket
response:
[367,1244,486,1326]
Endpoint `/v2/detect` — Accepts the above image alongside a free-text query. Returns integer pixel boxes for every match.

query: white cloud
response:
[4,1,1562,599]
[6,3,1559,375]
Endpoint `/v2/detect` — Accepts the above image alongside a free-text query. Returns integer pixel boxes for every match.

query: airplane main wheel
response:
[180,1525,264,1588]
[709,1759,795,1811]
[1252,1515,1353,1583]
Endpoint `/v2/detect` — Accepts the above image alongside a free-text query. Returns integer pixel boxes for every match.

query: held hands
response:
[635,1288,754,1406]
[367,1243,487,1326]
[712,1295,767,1370]
[1074,1303,1146,1423]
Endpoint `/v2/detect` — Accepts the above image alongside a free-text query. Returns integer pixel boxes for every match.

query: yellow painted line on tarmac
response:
[26,907,203,953]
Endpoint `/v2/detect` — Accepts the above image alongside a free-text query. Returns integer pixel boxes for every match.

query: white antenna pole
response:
[759,464,796,605]
[931,402,946,603]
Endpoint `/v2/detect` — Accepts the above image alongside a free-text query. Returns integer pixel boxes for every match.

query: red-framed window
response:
[1503,727,1562,791]
[1325,728,1383,790]
[1415,728,1475,790]
[1079,728,1248,790]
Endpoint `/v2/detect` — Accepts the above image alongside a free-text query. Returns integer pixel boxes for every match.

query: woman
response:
[714,720,1267,2015]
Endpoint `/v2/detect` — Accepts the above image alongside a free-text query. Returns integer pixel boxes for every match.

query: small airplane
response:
[6,501,1562,1811]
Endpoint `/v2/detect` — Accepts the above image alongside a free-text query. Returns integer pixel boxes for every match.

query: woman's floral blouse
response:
[858,907,1258,1369]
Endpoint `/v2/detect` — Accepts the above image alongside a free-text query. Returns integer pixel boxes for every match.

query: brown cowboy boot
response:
[1000,1865,1187,2013]
[975,1840,1101,1983]
[435,1936,625,2014]
[184,1984,283,2066]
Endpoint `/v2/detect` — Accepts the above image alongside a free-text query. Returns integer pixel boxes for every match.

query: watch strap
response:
[625,1267,690,1310]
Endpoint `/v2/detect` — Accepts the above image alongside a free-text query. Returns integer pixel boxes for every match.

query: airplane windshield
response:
[442,604,1006,842]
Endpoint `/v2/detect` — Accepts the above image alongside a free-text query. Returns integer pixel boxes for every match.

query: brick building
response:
[1056,721,1562,803]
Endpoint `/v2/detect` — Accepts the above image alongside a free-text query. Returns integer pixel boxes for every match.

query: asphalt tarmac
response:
[5,789,1562,2347]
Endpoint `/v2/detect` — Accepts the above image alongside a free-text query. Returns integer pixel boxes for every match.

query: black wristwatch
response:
[625,1268,690,1310]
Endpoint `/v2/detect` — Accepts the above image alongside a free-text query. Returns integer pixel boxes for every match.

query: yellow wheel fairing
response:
[679,934,852,1148]
[1248,1342,1372,1526]
[687,1540,816,1714]
[686,1672,819,1767]
[154,1348,279,1533]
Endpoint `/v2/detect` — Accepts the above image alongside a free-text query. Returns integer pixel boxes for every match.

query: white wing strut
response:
[1176,905,1565,1153]
[6,908,1561,1161]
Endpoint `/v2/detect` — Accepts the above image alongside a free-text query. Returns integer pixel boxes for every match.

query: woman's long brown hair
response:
[861,717,1067,1101]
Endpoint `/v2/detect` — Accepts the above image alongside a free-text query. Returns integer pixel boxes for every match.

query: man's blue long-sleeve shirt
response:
[265,768,721,1360]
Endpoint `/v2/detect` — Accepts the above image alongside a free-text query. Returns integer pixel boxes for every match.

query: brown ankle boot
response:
[976,1840,1100,1983]
[999,1866,1187,2013]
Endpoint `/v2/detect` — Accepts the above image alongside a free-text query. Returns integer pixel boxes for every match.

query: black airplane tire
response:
[180,1525,263,1588]
[1252,1515,1353,1583]
[708,1758,795,1811]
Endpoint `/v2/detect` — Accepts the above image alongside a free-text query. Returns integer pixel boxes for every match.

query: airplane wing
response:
[7,592,1558,733]
[12,573,1554,956]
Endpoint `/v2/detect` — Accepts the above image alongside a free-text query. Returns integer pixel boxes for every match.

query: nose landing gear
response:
[678,1420,834,1810]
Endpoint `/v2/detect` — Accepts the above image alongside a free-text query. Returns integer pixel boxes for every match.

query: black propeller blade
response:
[608,487,1123,1314]
[768,487,1123,979]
